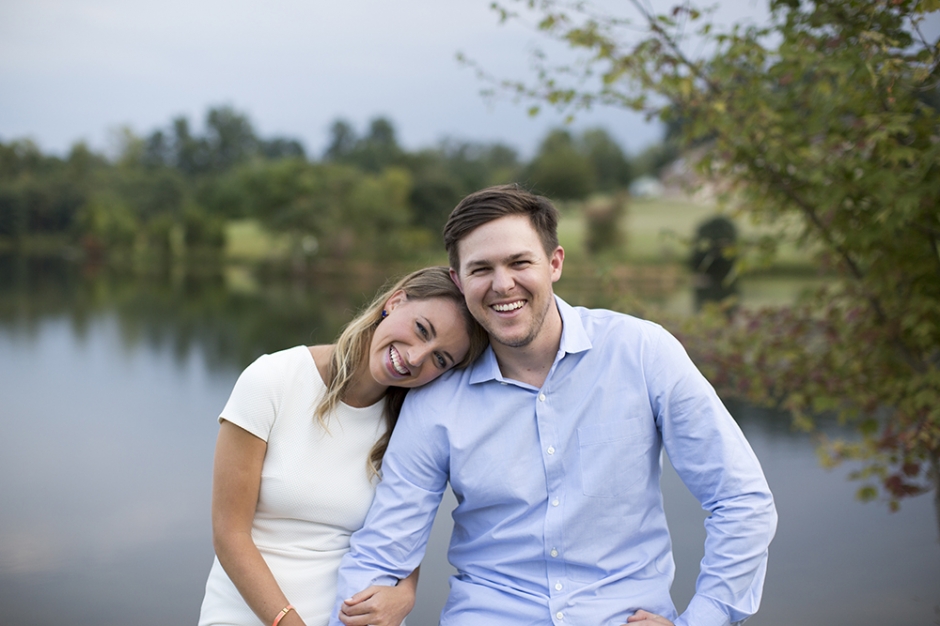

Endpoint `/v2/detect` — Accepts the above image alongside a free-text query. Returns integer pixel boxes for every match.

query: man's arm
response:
[328,391,450,626]
[650,328,778,626]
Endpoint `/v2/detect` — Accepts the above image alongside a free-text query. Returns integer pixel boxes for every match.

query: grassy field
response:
[223,193,816,276]
[559,194,815,270]
[211,198,828,314]
[225,219,294,261]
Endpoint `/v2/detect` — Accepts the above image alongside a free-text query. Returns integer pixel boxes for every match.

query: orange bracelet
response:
[272,604,294,626]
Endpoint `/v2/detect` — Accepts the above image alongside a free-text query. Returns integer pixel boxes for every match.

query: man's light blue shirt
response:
[332,297,777,626]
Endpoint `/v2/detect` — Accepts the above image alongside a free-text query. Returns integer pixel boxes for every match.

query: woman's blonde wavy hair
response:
[314,266,488,476]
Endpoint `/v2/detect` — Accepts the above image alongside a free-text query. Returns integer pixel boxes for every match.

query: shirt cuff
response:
[339,572,399,600]
[675,594,734,626]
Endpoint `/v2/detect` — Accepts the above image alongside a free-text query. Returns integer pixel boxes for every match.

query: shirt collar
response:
[468,295,593,385]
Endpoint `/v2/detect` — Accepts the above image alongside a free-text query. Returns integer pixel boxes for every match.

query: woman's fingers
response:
[624,609,675,625]
[339,585,411,626]
[342,586,379,609]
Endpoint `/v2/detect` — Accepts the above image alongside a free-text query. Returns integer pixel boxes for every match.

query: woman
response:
[199,267,488,626]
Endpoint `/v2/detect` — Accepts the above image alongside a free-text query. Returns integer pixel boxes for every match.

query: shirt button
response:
[547,446,555,455]
[552,498,559,507]
[550,548,558,557]
[539,393,546,402]
[556,612,564,620]
[555,582,563,591]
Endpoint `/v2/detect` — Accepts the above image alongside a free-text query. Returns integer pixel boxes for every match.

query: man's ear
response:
[384,290,407,312]
[449,268,465,294]
[549,246,565,284]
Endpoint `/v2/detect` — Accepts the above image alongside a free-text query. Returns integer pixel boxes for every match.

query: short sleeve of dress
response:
[218,352,285,442]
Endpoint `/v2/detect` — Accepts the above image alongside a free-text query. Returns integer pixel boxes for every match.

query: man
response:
[332,185,777,626]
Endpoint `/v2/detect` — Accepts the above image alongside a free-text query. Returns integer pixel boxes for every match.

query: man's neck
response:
[491,303,563,388]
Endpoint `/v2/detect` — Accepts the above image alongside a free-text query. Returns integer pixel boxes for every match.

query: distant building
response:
[629,175,664,198]
[659,146,731,203]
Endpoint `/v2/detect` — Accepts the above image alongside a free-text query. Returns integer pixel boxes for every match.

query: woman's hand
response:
[338,583,416,626]
[622,609,675,626]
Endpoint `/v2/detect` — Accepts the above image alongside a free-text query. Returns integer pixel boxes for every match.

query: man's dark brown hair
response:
[443,184,560,270]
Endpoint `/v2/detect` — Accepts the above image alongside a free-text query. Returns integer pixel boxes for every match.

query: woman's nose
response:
[406,345,431,366]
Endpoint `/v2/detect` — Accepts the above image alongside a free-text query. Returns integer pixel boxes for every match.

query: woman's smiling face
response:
[368,291,471,389]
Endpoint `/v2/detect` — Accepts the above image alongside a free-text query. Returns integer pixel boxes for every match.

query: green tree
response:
[324,119,358,161]
[324,117,405,173]
[205,106,259,172]
[526,128,595,199]
[227,158,417,261]
[0,140,90,241]
[404,140,522,232]
[486,0,940,520]
[580,128,633,191]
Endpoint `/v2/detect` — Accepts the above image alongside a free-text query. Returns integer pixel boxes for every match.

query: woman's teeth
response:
[389,346,409,375]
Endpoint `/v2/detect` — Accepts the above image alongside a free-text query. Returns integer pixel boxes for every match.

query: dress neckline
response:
[304,345,385,412]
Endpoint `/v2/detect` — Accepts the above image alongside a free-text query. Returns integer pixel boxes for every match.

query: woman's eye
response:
[416,322,429,339]
[435,353,447,368]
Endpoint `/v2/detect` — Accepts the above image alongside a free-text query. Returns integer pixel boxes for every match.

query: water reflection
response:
[1,256,938,625]
[0,255,405,370]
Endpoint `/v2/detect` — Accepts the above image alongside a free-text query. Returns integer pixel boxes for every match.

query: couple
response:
[199,185,777,626]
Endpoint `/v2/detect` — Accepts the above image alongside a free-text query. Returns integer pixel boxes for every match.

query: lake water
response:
[0,257,937,625]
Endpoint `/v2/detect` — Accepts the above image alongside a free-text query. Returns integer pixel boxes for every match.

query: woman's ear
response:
[384,290,407,312]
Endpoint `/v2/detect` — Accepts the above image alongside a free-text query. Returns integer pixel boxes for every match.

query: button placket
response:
[537,383,566,613]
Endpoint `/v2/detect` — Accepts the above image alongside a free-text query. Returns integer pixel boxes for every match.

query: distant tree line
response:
[0,106,667,261]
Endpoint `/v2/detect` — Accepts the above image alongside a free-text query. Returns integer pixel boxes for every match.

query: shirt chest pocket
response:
[578,419,656,498]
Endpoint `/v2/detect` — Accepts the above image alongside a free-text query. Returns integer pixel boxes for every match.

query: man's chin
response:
[489,328,537,349]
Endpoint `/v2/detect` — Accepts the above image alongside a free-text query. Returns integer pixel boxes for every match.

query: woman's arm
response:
[338,567,419,626]
[212,419,306,626]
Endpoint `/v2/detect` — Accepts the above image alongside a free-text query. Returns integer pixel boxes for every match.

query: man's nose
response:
[492,267,514,293]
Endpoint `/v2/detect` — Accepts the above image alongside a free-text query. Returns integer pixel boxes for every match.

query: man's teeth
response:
[389,346,409,375]
[492,301,525,312]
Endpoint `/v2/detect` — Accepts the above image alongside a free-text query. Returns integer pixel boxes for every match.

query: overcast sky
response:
[0,0,886,159]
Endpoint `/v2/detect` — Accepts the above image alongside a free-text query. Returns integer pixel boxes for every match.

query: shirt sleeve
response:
[218,352,283,442]
[329,386,450,626]
[647,326,778,626]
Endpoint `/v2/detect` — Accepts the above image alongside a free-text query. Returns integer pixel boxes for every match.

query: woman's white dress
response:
[198,346,387,626]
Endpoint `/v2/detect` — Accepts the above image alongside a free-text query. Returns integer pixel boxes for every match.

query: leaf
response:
[915,0,940,13]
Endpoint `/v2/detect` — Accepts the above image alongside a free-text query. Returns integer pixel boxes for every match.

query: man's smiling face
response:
[450,214,563,349]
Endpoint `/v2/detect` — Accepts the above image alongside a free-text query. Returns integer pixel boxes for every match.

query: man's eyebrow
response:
[463,258,491,270]
[464,251,533,269]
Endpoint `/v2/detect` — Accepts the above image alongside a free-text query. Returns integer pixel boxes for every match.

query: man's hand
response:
[338,584,415,626]
[622,609,675,626]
